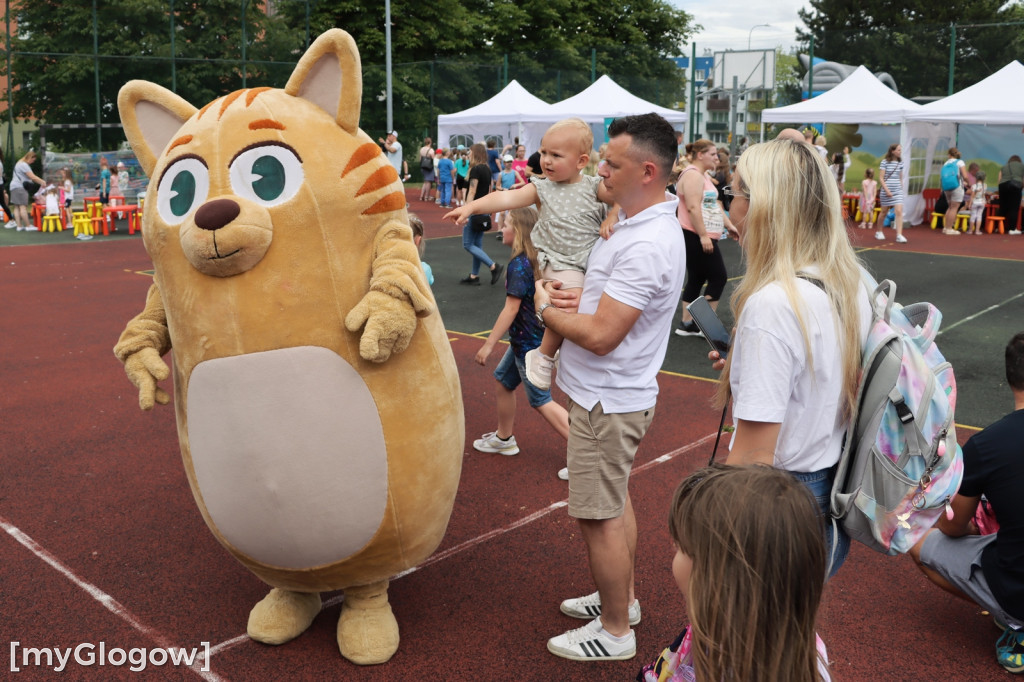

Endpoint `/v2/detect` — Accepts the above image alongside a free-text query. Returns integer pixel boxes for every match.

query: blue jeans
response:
[790,465,850,578]
[462,222,494,276]
[438,181,453,206]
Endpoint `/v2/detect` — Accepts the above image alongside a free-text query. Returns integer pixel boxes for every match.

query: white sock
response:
[600,626,632,643]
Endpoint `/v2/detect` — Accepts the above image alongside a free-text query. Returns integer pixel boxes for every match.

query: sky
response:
[669,0,808,55]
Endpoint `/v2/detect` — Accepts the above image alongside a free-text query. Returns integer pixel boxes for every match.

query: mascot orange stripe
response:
[342,143,384,178]
[362,192,406,215]
[196,88,272,122]
[218,91,246,120]
[249,119,286,131]
[355,166,398,197]
[168,135,193,152]
[245,87,272,106]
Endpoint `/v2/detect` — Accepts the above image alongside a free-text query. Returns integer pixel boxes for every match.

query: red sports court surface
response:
[1,200,1019,680]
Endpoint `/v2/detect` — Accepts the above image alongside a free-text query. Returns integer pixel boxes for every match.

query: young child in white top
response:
[444,118,613,390]
[968,170,988,235]
[44,185,60,217]
[859,167,877,230]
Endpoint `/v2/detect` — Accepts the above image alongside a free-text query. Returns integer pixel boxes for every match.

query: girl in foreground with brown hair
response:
[638,464,831,682]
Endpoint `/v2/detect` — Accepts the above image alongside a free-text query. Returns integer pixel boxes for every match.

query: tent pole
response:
[688,43,696,142]
[807,36,814,100]
[947,23,956,96]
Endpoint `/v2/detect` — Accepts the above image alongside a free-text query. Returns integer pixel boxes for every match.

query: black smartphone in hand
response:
[685,297,731,359]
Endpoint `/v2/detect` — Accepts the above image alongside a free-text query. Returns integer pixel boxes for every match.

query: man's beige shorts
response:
[566,399,654,520]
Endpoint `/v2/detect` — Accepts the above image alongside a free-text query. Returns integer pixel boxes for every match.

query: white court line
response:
[937,289,1024,336]
[0,517,223,681]
[6,431,718,668]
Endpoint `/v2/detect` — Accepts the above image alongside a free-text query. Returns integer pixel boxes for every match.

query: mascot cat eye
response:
[157,156,210,224]
[230,143,304,207]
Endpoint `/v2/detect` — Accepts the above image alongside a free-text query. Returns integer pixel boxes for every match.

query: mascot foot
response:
[337,580,399,665]
[247,588,322,645]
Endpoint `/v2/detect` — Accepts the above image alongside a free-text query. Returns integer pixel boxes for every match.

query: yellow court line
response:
[885,248,1024,263]
[657,368,719,384]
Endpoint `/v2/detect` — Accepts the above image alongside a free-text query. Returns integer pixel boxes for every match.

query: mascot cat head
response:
[118,29,405,278]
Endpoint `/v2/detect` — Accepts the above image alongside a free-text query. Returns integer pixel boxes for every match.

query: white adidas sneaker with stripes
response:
[560,590,641,625]
[547,617,635,661]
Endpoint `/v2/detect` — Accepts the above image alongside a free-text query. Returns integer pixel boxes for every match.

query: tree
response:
[275,0,696,144]
[797,0,1024,98]
[774,50,801,107]
[2,0,301,151]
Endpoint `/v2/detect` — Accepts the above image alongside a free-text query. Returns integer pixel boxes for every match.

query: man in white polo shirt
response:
[534,113,686,662]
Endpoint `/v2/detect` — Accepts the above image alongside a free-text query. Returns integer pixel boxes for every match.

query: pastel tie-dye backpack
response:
[830,275,964,555]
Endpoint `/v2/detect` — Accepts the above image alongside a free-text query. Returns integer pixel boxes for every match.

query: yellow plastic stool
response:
[41,214,62,232]
[72,211,93,237]
[955,213,970,232]
[930,212,944,229]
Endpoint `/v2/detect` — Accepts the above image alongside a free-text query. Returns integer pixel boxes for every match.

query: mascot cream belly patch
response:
[113,29,464,666]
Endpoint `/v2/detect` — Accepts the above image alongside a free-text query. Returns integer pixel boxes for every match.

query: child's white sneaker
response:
[524,349,556,391]
[874,231,885,240]
[472,432,519,456]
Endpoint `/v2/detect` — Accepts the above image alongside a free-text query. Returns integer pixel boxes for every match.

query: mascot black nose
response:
[195,199,241,231]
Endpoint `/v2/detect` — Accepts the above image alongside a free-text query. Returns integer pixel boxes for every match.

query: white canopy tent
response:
[762,65,921,124]
[436,80,553,152]
[763,66,928,221]
[519,75,687,153]
[905,61,1024,125]
[902,61,1024,223]
[437,75,686,155]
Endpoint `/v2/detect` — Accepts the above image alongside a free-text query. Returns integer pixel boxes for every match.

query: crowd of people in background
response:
[398,119,1024,676]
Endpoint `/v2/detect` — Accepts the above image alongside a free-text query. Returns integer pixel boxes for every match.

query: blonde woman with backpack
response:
[710,138,873,576]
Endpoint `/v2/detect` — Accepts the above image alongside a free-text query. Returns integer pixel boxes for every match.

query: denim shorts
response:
[494,347,551,409]
[790,465,850,578]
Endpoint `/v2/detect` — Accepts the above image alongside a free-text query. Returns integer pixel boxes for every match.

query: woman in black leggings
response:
[674,139,736,336]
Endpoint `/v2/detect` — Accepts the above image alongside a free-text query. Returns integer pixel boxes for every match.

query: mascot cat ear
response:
[118,82,198,178]
[284,29,362,135]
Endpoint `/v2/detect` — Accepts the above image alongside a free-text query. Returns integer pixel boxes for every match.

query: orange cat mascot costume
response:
[113,29,464,665]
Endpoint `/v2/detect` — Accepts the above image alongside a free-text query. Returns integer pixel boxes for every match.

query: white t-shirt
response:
[556,195,686,414]
[384,140,403,175]
[729,269,872,472]
[971,181,987,207]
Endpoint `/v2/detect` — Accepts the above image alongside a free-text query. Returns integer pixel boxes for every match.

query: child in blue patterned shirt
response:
[472,206,571,480]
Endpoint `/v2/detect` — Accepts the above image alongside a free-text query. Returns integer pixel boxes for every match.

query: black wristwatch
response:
[536,302,553,327]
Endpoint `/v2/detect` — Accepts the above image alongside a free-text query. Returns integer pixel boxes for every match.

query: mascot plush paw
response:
[247,589,323,646]
[336,581,400,665]
[114,28,464,666]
